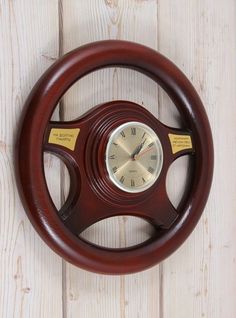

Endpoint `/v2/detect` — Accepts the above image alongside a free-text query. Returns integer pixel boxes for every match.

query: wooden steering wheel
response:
[15,40,213,274]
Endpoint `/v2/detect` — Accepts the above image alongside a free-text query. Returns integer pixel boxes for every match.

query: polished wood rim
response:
[15,40,214,274]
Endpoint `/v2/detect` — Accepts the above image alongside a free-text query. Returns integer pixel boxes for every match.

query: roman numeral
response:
[131,127,136,135]
[131,179,135,187]
[148,142,154,148]
[142,177,146,183]
[120,131,125,138]
[148,166,154,174]
[120,176,125,184]
[109,154,115,159]
[151,155,157,160]
[112,166,118,173]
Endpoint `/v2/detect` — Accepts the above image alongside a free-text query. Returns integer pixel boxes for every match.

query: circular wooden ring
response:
[15,40,214,274]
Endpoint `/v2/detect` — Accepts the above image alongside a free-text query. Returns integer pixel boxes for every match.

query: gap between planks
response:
[58,1,67,318]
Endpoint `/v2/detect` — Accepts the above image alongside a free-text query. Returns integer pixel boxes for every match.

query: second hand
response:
[134,146,154,160]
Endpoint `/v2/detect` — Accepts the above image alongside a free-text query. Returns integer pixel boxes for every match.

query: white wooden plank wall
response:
[158,2,236,317]
[0,1,63,318]
[0,1,235,317]
[61,2,160,318]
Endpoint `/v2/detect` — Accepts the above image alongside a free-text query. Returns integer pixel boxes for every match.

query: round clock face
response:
[105,122,163,193]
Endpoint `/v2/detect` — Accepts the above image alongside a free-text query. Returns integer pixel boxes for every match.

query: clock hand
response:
[131,138,147,159]
[135,146,154,160]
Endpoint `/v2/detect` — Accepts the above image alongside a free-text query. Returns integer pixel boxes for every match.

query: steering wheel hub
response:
[15,40,213,274]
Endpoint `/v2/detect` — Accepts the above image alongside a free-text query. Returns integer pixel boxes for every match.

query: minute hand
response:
[131,138,147,158]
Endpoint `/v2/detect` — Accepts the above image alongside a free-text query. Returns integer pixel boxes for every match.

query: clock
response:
[105,121,163,193]
[15,40,214,274]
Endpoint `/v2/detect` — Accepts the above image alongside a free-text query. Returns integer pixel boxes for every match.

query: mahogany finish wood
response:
[15,40,214,274]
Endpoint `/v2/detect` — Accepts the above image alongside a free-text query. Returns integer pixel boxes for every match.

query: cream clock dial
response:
[105,122,163,193]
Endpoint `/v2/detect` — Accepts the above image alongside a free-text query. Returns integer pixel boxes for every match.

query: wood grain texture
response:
[158,1,236,317]
[1,0,235,317]
[0,1,63,318]
[61,0,160,317]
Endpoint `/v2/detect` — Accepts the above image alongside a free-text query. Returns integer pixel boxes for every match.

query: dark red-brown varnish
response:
[15,40,214,275]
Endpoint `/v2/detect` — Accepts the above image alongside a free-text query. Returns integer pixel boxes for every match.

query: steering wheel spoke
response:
[164,126,195,162]
[16,40,213,274]
[43,120,82,160]
[146,190,178,230]
[135,170,178,230]
[62,188,120,236]
[61,200,93,236]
